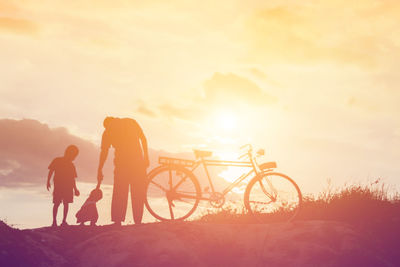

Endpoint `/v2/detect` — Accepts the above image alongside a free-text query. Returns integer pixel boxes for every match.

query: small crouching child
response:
[76,188,103,226]
[46,145,80,227]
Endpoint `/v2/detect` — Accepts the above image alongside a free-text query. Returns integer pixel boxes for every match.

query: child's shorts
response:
[53,186,73,204]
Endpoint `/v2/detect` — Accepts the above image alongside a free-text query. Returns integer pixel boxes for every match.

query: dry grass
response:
[197,179,400,224]
[298,179,400,224]
[195,180,400,263]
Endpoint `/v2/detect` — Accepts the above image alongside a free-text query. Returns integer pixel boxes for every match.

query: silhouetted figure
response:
[76,188,102,226]
[96,117,149,226]
[46,145,80,227]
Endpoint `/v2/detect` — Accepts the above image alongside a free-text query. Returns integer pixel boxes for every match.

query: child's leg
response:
[62,202,69,223]
[91,209,99,226]
[53,202,60,226]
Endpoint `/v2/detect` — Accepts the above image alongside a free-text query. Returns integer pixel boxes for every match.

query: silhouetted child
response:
[76,188,102,226]
[46,145,80,227]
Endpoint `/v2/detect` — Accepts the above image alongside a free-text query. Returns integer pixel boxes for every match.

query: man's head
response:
[103,117,115,129]
[64,145,79,161]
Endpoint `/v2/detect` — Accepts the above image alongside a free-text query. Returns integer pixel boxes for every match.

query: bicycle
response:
[145,144,302,222]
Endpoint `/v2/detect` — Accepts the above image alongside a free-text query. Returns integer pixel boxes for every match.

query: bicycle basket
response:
[159,157,195,167]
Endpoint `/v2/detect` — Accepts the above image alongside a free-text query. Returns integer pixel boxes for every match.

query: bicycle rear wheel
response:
[145,166,201,221]
[244,172,302,222]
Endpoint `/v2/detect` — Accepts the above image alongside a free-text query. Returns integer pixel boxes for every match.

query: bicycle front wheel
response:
[145,166,201,221]
[244,172,302,222]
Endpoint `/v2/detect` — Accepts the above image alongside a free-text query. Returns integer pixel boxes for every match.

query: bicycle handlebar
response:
[239,144,253,160]
[240,144,252,151]
[238,153,249,160]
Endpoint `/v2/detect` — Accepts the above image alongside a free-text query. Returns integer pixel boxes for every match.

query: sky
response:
[1,0,400,227]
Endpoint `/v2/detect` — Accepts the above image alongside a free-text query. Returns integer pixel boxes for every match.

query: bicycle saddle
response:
[193,150,213,159]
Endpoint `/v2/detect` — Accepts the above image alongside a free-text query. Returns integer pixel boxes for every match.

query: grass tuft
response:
[196,179,400,225]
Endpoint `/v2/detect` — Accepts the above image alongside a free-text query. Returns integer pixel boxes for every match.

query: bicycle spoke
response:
[175,192,198,200]
[168,169,173,190]
[174,198,195,205]
[150,181,167,192]
[168,200,175,220]
[146,166,200,221]
[258,180,274,200]
[172,175,188,191]
[245,172,302,222]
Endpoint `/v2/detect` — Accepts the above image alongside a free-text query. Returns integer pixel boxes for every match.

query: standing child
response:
[46,145,80,227]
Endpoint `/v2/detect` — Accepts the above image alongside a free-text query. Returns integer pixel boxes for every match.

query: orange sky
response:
[1,0,400,194]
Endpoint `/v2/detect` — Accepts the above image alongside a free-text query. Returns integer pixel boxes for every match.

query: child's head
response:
[64,145,79,161]
[89,188,103,202]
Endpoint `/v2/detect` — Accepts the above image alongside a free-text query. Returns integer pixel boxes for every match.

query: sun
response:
[215,111,237,131]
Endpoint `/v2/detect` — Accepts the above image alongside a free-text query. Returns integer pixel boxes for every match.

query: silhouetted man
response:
[96,117,149,225]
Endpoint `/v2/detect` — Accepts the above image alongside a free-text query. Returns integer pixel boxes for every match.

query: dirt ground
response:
[0,220,394,267]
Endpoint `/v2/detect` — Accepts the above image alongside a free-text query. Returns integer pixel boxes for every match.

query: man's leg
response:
[111,171,129,224]
[131,169,146,224]
[52,202,60,226]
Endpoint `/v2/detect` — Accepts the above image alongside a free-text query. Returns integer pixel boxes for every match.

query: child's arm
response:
[73,178,80,196]
[46,169,54,191]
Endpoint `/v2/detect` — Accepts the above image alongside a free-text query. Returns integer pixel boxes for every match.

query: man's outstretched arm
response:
[97,130,110,188]
[140,133,149,168]
[96,148,109,188]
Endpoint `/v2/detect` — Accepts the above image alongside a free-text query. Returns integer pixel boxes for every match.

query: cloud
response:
[137,72,277,121]
[244,1,400,67]
[137,104,157,118]
[248,68,267,80]
[347,97,379,113]
[158,103,203,121]
[202,72,277,106]
[0,119,100,186]
[0,17,38,35]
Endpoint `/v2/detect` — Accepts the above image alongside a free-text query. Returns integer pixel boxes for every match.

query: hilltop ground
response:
[0,219,398,267]
[2,182,400,266]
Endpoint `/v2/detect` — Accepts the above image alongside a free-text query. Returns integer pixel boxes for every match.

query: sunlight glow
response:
[218,166,249,184]
[215,111,237,131]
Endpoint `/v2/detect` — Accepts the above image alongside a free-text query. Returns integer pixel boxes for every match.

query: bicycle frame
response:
[172,153,263,201]
[150,145,273,203]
